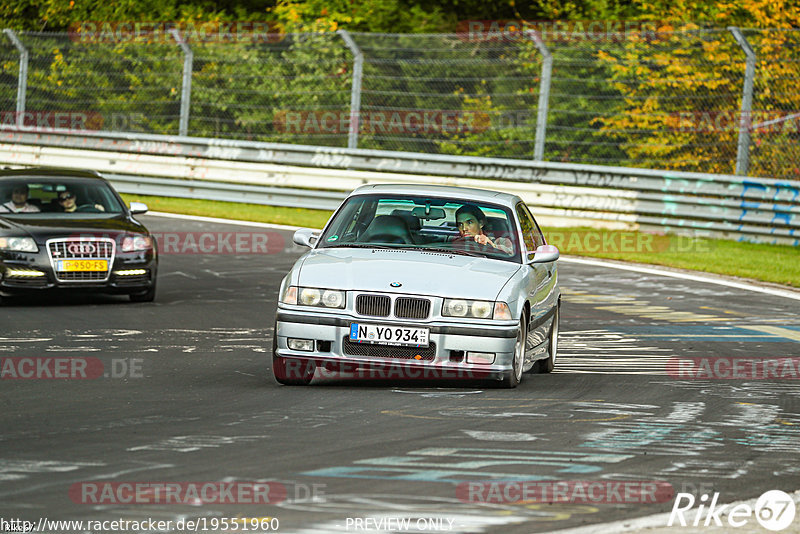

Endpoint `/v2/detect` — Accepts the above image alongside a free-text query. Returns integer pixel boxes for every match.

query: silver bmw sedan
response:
[272,184,560,388]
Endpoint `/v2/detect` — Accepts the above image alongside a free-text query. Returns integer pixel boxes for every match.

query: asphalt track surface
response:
[2,215,799,534]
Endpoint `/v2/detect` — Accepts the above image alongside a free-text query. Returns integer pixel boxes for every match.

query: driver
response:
[454,204,513,254]
[1,184,40,213]
[58,190,105,212]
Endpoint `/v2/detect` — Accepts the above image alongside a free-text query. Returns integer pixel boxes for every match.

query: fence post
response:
[170,29,193,137]
[3,29,28,128]
[337,30,363,150]
[729,27,756,176]
[528,30,551,161]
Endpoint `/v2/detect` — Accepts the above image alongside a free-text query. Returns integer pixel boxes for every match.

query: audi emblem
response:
[67,242,96,255]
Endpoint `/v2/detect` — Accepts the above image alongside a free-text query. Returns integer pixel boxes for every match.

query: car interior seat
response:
[361,215,415,244]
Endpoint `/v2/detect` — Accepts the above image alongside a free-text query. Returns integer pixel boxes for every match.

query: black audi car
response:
[0,168,157,302]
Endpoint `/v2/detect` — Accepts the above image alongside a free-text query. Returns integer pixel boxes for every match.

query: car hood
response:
[0,214,146,243]
[297,248,521,301]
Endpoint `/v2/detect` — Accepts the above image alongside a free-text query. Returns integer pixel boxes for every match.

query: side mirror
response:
[293,228,320,248]
[129,202,148,215]
[528,244,559,264]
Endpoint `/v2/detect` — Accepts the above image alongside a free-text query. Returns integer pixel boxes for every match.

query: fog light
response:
[466,352,495,364]
[114,269,147,276]
[288,338,314,352]
[5,268,45,278]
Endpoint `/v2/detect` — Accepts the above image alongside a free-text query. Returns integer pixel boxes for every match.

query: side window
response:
[515,203,537,254]
[516,203,545,250]
[523,204,546,248]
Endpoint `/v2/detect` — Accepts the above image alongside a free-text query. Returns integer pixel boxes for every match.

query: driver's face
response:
[58,192,76,210]
[457,213,482,236]
[11,189,28,206]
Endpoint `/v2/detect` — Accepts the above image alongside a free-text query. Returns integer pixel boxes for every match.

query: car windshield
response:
[0,177,125,216]
[318,194,521,262]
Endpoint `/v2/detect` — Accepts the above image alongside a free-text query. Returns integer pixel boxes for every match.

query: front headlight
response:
[0,237,38,253]
[443,299,511,320]
[121,235,153,252]
[282,286,345,309]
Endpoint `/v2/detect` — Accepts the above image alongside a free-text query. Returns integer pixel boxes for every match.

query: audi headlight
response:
[282,286,345,309]
[0,237,38,253]
[121,235,153,252]
[443,299,511,320]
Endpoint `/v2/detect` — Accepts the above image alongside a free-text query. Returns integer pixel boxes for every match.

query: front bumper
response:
[275,309,519,382]
[0,249,156,296]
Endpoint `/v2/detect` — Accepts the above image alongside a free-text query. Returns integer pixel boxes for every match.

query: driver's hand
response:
[473,234,494,247]
[95,204,105,212]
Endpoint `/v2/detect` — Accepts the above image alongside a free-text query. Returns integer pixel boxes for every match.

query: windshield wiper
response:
[327,243,406,251]
[417,246,485,258]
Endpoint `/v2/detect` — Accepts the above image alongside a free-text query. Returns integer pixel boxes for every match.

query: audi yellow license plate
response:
[57,260,108,272]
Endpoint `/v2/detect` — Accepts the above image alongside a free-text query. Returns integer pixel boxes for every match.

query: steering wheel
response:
[451,234,490,252]
[76,204,103,213]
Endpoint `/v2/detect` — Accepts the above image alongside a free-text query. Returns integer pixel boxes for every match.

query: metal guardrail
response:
[106,173,346,211]
[1,127,798,245]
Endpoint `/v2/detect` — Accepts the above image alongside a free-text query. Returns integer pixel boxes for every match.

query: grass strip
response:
[121,194,799,288]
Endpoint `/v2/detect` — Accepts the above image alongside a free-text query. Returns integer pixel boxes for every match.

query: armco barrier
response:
[0,127,798,245]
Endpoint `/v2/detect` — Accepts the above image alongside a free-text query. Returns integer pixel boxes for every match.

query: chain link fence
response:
[0,27,798,179]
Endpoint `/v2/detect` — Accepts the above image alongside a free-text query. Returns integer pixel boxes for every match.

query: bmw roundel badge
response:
[390,282,402,287]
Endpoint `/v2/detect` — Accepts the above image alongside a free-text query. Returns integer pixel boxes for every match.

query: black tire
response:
[538,307,559,374]
[500,315,526,388]
[272,355,315,386]
[129,279,157,302]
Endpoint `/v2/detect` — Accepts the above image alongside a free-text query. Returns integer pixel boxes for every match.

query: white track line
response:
[146,212,800,301]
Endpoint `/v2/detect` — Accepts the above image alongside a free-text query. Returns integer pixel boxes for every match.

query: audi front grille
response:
[46,238,115,282]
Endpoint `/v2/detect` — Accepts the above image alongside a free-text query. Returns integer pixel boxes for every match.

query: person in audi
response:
[1,184,40,213]
[57,189,105,213]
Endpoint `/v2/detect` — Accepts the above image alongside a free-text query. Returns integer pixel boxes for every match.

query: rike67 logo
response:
[669,490,796,531]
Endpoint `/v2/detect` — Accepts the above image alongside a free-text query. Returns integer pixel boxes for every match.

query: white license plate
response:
[349,323,429,348]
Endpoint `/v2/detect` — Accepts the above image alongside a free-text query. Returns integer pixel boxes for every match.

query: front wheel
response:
[271,326,315,385]
[500,315,526,388]
[129,279,157,302]
[537,307,559,374]
[273,355,315,386]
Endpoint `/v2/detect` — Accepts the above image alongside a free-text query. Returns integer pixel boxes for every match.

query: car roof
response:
[349,183,522,207]
[0,167,107,182]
